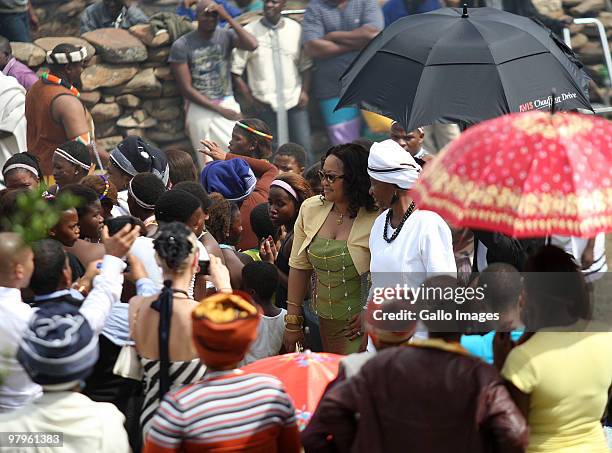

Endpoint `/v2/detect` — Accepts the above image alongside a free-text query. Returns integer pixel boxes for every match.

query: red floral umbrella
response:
[412,111,612,238]
[240,351,341,430]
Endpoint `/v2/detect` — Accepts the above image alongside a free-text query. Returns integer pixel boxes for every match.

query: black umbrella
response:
[337,5,592,131]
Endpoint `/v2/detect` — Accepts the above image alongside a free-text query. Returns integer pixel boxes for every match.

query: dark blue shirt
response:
[383,0,442,27]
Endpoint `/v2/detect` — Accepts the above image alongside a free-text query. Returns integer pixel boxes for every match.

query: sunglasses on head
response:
[318,170,344,184]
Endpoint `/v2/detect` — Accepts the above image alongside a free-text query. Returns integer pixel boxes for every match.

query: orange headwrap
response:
[192,291,261,368]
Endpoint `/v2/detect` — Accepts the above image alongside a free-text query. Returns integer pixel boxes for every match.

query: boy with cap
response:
[107,135,169,217]
[144,291,300,453]
[0,302,130,452]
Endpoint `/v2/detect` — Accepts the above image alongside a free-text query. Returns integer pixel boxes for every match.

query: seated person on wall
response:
[80,0,149,33]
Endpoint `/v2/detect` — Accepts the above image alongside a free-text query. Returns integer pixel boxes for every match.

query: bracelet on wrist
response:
[284,314,304,326]
[286,300,303,309]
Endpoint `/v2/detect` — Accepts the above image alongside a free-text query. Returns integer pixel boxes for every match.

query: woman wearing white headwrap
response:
[367,139,456,313]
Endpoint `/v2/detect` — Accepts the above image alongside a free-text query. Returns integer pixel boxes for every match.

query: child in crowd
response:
[303,162,323,196]
[241,261,285,365]
[272,143,307,175]
[244,202,279,262]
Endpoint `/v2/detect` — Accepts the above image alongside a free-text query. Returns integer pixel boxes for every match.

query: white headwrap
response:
[368,139,422,190]
[46,47,88,65]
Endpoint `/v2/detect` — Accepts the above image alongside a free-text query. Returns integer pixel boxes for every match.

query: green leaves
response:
[1,188,79,245]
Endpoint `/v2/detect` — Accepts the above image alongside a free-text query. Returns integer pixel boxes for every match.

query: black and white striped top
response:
[140,357,206,437]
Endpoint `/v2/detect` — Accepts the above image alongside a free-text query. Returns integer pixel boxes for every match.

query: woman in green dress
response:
[284,143,379,354]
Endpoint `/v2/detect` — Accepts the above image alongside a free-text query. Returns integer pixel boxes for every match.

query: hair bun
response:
[153,222,194,272]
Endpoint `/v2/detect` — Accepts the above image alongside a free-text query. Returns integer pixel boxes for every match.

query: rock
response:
[562,0,581,6]
[123,68,162,95]
[584,25,612,39]
[79,90,101,106]
[34,37,96,61]
[129,24,170,48]
[586,65,605,85]
[95,121,118,139]
[146,130,187,143]
[117,112,158,129]
[57,0,86,17]
[147,46,170,63]
[96,135,123,151]
[161,81,179,97]
[82,28,148,64]
[163,139,193,152]
[570,0,605,16]
[117,94,141,108]
[571,33,589,50]
[11,42,46,66]
[123,128,146,138]
[154,66,174,81]
[139,87,164,98]
[102,83,129,96]
[532,0,563,16]
[103,95,116,103]
[148,105,182,121]
[86,55,102,66]
[90,102,123,122]
[577,41,604,65]
[132,109,147,123]
[156,118,183,134]
[80,64,138,91]
[143,62,164,69]
[143,97,183,113]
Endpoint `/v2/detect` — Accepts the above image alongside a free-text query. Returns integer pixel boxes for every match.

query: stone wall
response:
[11,25,194,152]
[537,0,612,103]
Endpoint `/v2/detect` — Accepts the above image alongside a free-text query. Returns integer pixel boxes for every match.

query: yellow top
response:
[502,326,612,453]
[289,195,379,276]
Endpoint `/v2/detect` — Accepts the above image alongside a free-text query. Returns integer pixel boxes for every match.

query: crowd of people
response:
[1,0,612,452]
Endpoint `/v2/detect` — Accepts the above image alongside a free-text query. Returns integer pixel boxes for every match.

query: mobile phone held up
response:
[104,216,138,272]
[197,259,210,276]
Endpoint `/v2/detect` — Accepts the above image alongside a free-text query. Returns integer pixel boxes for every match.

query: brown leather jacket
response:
[302,341,528,453]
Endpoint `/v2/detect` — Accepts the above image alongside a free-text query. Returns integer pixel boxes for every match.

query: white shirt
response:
[0,391,129,453]
[0,255,126,413]
[130,236,163,286]
[551,233,607,282]
[369,209,457,290]
[110,190,130,217]
[241,308,286,366]
[231,17,312,111]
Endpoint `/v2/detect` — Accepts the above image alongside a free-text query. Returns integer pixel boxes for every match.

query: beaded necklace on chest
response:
[383,201,416,243]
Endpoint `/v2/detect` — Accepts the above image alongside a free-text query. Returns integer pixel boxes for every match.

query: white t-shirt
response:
[369,209,457,290]
[551,233,607,282]
[241,308,286,366]
[111,190,130,218]
[130,236,163,286]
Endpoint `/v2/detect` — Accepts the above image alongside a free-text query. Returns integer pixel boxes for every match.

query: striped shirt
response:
[144,369,301,453]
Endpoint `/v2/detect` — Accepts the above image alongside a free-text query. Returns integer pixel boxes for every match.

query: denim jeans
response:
[258,105,314,165]
[0,12,31,42]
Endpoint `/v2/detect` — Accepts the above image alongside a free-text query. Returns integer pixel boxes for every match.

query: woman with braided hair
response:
[128,222,230,438]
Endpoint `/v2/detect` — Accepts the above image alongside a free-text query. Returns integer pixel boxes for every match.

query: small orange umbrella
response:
[241,351,341,430]
[412,111,612,238]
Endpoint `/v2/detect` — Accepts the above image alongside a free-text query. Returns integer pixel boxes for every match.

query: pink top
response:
[3,57,38,90]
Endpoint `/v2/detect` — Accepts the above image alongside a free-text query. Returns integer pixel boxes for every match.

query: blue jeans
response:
[0,12,31,42]
[258,105,314,165]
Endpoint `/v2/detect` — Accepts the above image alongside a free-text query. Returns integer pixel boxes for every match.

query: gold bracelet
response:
[284,314,304,325]
[285,326,302,333]
[286,300,303,308]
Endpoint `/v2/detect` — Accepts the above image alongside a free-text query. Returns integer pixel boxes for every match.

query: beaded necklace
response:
[42,72,81,97]
[383,201,416,243]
